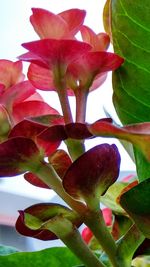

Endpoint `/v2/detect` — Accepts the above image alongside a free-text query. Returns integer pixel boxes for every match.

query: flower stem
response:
[54,66,73,124]
[47,217,105,267]
[84,209,119,267]
[31,161,86,214]
[65,138,85,161]
[61,228,105,267]
[75,88,88,123]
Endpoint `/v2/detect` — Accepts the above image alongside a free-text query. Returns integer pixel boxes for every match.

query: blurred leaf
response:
[111,0,150,180]
[0,245,20,256]
[101,181,128,214]
[132,256,150,267]
[116,224,145,266]
[120,178,150,238]
[114,215,132,238]
[0,247,81,267]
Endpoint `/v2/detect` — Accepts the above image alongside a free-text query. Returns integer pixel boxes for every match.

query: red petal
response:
[65,123,92,139]
[48,149,72,179]
[0,60,25,88]
[28,63,55,90]
[24,172,49,189]
[67,51,124,90]
[63,144,120,201]
[102,208,112,226]
[59,9,86,37]
[0,137,39,177]
[0,81,36,109]
[16,210,56,240]
[80,25,110,51]
[82,227,93,244]
[36,125,67,156]
[21,39,92,68]
[30,8,68,39]
[12,100,59,124]
[9,119,47,140]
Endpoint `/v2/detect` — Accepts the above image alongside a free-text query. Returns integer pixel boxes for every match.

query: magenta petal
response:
[9,119,47,139]
[27,63,74,95]
[16,210,56,240]
[59,9,86,36]
[30,8,68,39]
[12,100,59,124]
[36,125,67,156]
[63,144,120,201]
[18,52,48,69]
[0,81,36,108]
[0,60,25,88]
[65,123,93,139]
[21,39,92,68]
[28,63,55,90]
[48,149,72,179]
[0,137,40,177]
[16,203,82,241]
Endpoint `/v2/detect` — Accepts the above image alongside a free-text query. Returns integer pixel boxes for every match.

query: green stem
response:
[116,224,145,267]
[84,209,119,267]
[48,218,105,267]
[31,161,86,214]
[62,228,105,267]
[54,66,73,124]
[65,138,85,161]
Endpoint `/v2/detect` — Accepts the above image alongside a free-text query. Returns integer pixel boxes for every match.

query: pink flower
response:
[0,60,25,89]
[30,8,86,39]
[80,25,110,51]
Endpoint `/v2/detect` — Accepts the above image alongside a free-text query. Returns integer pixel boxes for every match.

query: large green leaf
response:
[111,0,150,180]
[0,247,81,267]
[120,178,150,238]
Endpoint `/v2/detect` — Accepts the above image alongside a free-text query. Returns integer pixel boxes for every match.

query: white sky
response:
[0,0,135,200]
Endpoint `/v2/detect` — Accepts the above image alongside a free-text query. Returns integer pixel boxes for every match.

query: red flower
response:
[20,39,91,72]
[66,51,124,92]
[30,8,86,39]
[0,60,25,89]
[80,25,110,52]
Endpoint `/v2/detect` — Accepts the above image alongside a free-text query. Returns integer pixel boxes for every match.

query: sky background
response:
[0,0,135,199]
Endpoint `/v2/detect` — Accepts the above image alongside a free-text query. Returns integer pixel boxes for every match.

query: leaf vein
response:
[119,0,150,33]
[117,67,150,109]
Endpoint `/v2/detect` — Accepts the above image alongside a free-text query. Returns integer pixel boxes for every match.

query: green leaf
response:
[120,178,150,238]
[0,247,81,267]
[101,181,128,214]
[116,224,145,266]
[0,245,20,256]
[111,0,150,180]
